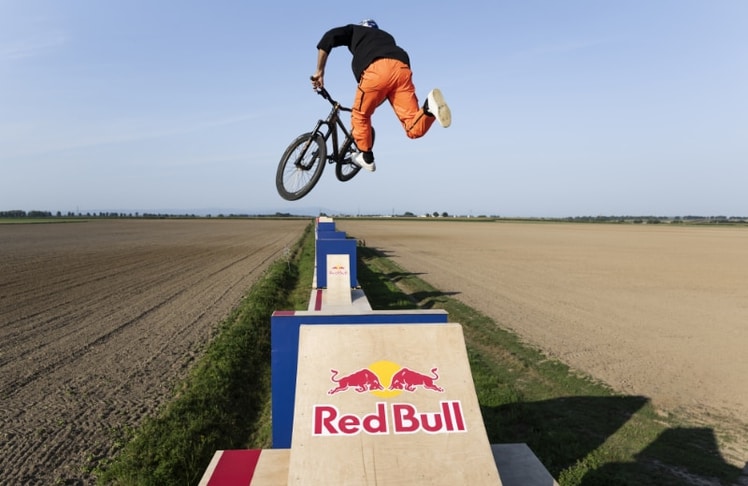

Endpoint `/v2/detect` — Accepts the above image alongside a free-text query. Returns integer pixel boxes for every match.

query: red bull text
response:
[312,401,466,436]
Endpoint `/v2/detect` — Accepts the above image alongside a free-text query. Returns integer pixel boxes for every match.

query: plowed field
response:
[340,220,748,463]
[0,219,306,485]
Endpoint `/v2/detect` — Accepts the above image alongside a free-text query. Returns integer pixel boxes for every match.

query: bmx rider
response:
[311,19,451,173]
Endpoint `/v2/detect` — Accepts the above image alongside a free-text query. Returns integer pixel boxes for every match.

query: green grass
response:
[97,225,744,485]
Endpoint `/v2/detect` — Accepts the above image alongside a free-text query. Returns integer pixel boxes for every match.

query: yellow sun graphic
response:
[368,360,403,398]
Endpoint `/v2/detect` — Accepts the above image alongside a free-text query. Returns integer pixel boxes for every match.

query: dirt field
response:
[340,220,748,463]
[0,219,307,485]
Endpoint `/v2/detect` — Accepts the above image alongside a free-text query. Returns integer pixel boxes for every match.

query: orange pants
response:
[352,58,435,152]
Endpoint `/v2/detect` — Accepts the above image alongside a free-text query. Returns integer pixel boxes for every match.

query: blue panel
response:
[315,239,357,288]
[316,221,336,233]
[270,311,448,448]
[317,230,346,239]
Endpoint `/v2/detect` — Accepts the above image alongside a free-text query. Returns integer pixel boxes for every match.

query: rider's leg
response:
[352,60,391,154]
[387,62,436,139]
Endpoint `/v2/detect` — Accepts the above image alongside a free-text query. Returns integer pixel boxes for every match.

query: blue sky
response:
[2,1,746,217]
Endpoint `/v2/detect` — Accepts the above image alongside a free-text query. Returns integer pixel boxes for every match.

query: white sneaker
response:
[351,151,376,172]
[427,88,451,128]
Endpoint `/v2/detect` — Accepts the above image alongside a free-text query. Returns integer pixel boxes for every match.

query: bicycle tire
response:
[276,132,327,201]
[335,157,361,182]
[335,127,375,182]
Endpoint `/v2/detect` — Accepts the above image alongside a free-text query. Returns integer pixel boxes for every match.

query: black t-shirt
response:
[317,24,410,82]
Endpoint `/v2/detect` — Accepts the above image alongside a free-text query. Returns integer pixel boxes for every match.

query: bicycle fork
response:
[295,121,326,170]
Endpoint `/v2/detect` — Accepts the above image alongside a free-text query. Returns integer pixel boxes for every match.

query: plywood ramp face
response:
[324,254,352,307]
[289,323,502,485]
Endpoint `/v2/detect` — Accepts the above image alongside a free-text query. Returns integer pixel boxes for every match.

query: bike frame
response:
[276,86,363,200]
[301,88,354,166]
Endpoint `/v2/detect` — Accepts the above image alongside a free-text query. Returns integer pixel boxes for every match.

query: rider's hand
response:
[310,72,324,89]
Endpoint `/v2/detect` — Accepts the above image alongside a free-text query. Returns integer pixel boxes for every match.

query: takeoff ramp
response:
[288,323,502,485]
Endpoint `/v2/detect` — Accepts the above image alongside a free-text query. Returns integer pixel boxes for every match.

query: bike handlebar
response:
[310,76,350,111]
[314,86,351,112]
[315,86,333,102]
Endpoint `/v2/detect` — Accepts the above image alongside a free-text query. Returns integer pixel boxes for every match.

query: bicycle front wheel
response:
[276,132,327,201]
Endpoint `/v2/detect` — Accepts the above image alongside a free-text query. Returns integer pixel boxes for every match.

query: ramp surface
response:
[288,323,502,485]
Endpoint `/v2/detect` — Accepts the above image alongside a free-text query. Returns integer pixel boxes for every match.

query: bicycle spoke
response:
[285,165,313,193]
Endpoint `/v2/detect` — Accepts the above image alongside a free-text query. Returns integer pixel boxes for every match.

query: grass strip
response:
[356,245,743,486]
[96,223,314,485]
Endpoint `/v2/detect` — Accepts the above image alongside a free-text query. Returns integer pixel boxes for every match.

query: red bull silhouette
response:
[388,367,444,393]
[328,368,384,395]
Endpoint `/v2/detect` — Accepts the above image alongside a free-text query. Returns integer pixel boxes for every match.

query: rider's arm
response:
[312,25,353,89]
[311,49,328,89]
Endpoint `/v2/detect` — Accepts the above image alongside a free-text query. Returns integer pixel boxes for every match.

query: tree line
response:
[0,210,307,219]
[2,210,746,224]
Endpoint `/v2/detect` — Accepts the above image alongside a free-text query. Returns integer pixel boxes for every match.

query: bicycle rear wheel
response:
[335,156,361,182]
[276,132,327,201]
[335,127,374,182]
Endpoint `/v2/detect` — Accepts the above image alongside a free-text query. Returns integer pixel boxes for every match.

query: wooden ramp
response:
[200,322,559,485]
[288,323,502,485]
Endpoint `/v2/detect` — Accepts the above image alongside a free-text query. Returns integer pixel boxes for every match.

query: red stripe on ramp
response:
[207,449,261,485]
[314,289,323,311]
[273,310,296,316]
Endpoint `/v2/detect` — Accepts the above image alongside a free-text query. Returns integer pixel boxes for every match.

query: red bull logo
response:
[327,361,445,398]
[389,367,444,392]
[328,264,348,276]
[314,361,466,436]
[328,368,384,395]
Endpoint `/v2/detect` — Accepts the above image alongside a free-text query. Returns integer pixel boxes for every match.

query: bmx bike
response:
[275,87,373,201]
